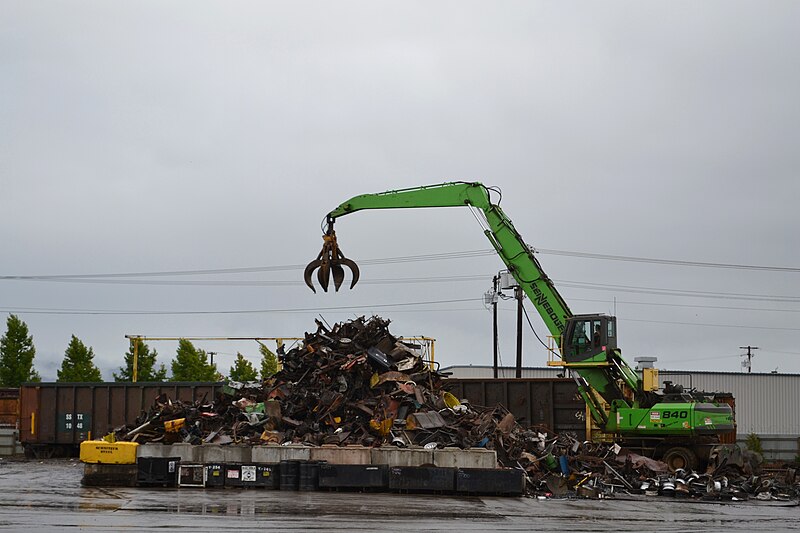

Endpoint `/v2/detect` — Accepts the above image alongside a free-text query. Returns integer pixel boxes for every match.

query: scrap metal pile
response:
[117,315,799,501]
[120,316,499,448]
[496,424,799,501]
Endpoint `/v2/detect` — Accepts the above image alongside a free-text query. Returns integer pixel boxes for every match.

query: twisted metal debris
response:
[117,315,800,501]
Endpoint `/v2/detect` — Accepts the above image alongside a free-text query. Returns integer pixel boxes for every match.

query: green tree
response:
[259,343,279,380]
[170,339,218,381]
[57,335,102,382]
[0,314,41,386]
[228,352,258,382]
[113,339,168,382]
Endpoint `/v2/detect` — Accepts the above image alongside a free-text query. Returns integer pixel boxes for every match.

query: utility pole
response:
[515,285,523,378]
[740,345,759,373]
[492,275,499,379]
[208,351,216,368]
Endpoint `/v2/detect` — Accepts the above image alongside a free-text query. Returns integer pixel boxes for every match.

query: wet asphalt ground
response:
[0,459,797,532]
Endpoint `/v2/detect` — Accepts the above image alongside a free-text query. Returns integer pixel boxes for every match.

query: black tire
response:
[663,446,698,472]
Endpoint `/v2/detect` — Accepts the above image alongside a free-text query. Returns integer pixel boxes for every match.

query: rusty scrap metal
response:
[115,315,800,501]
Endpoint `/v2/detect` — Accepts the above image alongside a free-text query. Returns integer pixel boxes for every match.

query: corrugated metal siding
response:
[659,372,800,436]
[443,366,800,437]
[441,366,561,379]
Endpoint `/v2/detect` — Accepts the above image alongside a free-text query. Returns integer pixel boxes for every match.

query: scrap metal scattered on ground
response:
[115,316,799,501]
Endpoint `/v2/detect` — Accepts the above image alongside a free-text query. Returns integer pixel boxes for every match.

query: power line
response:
[564,296,800,314]
[555,280,800,303]
[3,269,799,308]
[2,246,797,280]
[0,297,481,316]
[537,248,800,272]
[493,304,800,332]
[0,274,490,287]
[0,250,496,280]
[761,348,800,356]
[623,317,800,331]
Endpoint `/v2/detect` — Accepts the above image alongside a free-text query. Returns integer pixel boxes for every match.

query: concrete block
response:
[137,444,164,458]
[371,447,433,467]
[137,443,199,463]
[251,445,310,464]
[0,429,21,457]
[433,447,497,469]
[221,445,252,463]
[310,445,371,465]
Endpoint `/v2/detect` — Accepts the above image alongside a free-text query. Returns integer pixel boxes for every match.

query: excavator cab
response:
[563,314,617,363]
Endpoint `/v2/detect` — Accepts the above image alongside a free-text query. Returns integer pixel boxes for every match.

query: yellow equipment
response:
[79,440,139,464]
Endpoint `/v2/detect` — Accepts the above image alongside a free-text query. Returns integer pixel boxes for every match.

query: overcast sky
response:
[2,1,798,381]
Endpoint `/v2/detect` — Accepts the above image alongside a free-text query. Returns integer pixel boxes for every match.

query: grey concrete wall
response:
[136,443,498,468]
[737,434,800,462]
[0,429,23,456]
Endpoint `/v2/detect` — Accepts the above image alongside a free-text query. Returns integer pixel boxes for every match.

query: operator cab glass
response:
[563,314,617,362]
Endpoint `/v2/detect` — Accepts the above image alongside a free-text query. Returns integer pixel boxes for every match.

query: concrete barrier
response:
[199,444,252,464]
[251,445,311,463]
[371,447,433,467]
[0,429,23,457]
[137,443,200,462]
[433,447,497,468]
[310,445,371,464]
[138,443,499,469]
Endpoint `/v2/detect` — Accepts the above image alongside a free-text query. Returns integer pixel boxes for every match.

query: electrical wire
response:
[0,250,497,280]
[537,248,800,272]
[493,302,800,332]
[622,317,800,331]
[565,296,800,314]
[0,297,481,316]
[1,274,490,287]
[521,301,551,351]
[555,280,800,303]
[1,246,796,281]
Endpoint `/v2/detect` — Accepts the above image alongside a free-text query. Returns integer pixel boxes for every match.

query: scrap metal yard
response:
[4,4,800,531]
[0,459,797,532]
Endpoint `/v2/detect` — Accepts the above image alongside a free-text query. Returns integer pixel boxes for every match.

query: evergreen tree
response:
[113,339,168,382]
[0,314,41,386]
[170,339,218,381]
[57,335,102,382]
[259,343,279,380]
[228,352,258,382]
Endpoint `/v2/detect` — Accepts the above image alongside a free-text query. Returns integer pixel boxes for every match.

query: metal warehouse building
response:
[442,365,800,461]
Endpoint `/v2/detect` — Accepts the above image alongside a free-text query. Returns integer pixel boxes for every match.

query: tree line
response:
[0,314,278,386]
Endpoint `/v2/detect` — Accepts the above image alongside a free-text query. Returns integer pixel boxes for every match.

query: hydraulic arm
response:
[306,183,571,335]
[305,182,733,447]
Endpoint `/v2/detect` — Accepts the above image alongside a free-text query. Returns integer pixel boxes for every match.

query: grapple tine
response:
[331,263,345,291]
[339,257,360,289]
[304,259,322,293]
[317,262,331,292]
[306,218,360,292]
